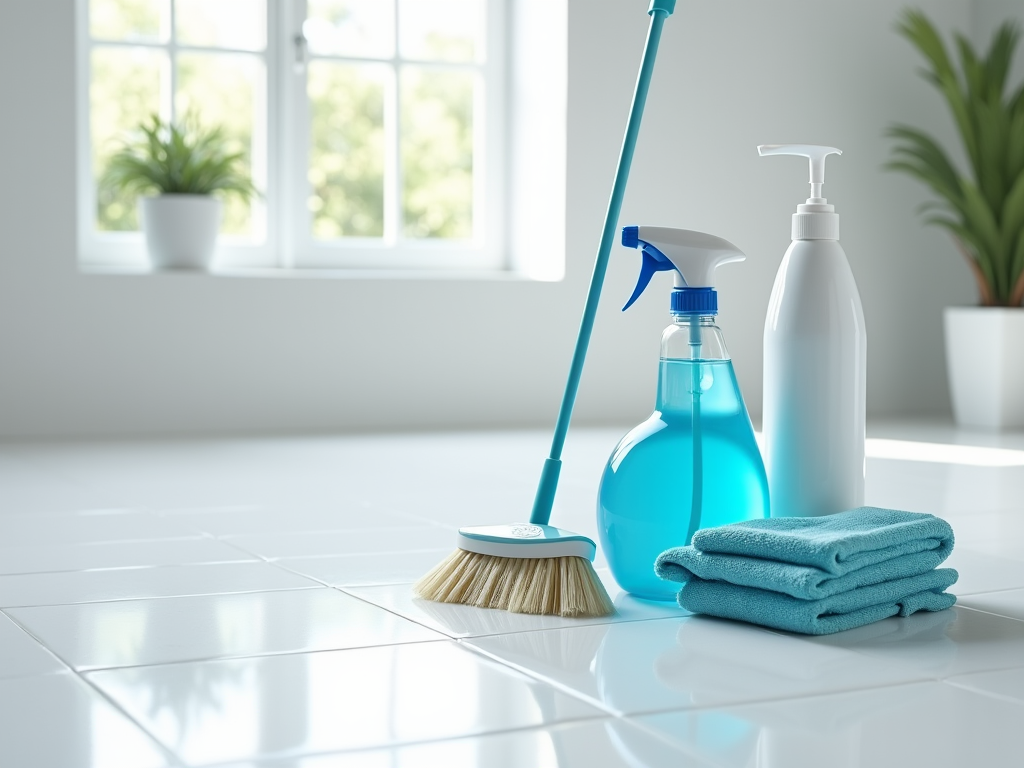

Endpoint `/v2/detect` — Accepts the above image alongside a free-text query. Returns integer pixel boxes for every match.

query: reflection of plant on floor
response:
[101,114,258,201]
[887,10,1024,306]
[137,661,249,749]
[131,602,249,748]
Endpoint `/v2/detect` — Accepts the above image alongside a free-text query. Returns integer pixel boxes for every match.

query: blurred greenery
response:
[401,68,473,239]
[92,48,260,235]
[175,0,266,51]
[101,114,257,205]
[399,0,478,62]
[178,53,260,235]
[90,0,479,244]
[90,0,166,42]
[888,10,1024,306]
[91,47,163,231]
[308,62,386,238]
[305,0,476,241]
[90,0,262,237]
[306,0,393,59]
[415,32,475,63]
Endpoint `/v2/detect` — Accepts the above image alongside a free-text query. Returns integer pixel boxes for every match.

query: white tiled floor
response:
[2,424,1024,766]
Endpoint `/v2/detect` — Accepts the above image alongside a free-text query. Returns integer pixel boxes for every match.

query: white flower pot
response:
[139,194,222,270]
[944,306,1024,430]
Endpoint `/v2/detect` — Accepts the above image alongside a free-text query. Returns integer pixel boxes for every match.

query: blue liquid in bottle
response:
[598,334,769,600]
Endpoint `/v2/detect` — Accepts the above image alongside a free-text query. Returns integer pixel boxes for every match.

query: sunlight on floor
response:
[865,439,1024,467]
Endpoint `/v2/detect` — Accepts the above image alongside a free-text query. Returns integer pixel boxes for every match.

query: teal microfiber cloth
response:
[656,508,955,600]
[673,568,958,635]
[685,507,953,574]
[655,507,958,635]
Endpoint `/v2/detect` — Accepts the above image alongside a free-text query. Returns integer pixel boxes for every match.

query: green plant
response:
[887,10,1024,306]
[101,113,258,202]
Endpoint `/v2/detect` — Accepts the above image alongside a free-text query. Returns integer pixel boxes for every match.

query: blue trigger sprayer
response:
[597,225,769,601]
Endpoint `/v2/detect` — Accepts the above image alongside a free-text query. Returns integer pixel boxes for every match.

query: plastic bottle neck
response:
[792,201,839,240]
[662,315,729,361]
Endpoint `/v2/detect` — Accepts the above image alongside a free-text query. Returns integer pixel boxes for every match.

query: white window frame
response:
[76,0,279,269]
[76,0,507,273]
[284,0,506,270]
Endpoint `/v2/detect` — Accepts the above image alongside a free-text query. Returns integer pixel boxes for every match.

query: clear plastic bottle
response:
[598,314,769,601]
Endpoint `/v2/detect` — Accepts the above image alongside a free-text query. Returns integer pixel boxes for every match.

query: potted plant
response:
[888,10,1024,430]
[101,114,258,271]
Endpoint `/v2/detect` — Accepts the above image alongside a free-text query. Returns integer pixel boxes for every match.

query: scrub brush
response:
[414,0,676,618]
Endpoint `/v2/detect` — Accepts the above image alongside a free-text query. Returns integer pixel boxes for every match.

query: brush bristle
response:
[413,549,615,618]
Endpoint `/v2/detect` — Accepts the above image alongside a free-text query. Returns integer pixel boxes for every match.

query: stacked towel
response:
[655,507,958,635]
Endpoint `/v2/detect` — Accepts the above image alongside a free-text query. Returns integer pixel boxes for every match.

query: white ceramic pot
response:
[944,306,1024,430]
[139,194,222,270]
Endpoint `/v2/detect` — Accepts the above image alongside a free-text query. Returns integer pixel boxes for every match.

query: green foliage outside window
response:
[309,63,387,239]
[90,0,481,246]
[401,69,473,240]
[91,48,162,232]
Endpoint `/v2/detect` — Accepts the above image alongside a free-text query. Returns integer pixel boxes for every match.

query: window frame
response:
[76,0,280,269]
[76,0,507,273]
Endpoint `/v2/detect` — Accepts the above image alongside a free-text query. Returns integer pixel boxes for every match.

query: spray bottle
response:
[597,226,769,601]
[759,144,866,518]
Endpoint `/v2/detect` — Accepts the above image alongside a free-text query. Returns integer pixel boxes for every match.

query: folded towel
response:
[683,507,954,575]
[674,568,959,635]
[655,545,951,600]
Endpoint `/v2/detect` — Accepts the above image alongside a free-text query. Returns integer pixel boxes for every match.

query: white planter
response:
[139,194,222,270]
[944,306,1024,430]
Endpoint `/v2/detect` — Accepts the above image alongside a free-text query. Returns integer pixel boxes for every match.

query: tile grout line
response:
[620,675,941,720]
[0,557,264,579]
[939,660,1024,683]
[0,607,71,681]
[189,533,276,563]
[941,673,1024,707]
[0,583,324,611]
[70,636,453,675]
[946,603,1024,623]
[956,585,1024,598]
[456,631,993,722]
[0,607,186,768]
[190,714,621,768]
[454,638,629,719]
[0,533,213,548]
[331,584,696,642]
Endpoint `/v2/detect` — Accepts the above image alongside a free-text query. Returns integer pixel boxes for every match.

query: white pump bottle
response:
[759,144,866,518]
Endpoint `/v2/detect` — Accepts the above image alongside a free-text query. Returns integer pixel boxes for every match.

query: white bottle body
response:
[763,238,866,517]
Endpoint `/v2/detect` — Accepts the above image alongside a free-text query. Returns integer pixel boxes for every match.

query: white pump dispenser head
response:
[621,225,745,312]
[758,144,842,241]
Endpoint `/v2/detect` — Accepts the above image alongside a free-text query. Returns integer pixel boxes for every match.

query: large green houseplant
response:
[102,114,257,269]
[888,10,1024,306]
[888,10,1024,429]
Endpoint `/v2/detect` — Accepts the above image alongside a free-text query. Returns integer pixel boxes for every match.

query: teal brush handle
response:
[530,0,676,526]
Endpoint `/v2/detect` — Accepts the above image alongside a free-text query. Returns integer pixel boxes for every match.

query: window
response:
[77,0,506,271]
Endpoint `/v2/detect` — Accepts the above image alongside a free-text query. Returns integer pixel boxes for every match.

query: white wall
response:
[0,0,1008,438]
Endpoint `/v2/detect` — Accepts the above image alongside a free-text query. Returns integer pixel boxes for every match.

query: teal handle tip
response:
[649,0,676,16]
[530,458,562,525]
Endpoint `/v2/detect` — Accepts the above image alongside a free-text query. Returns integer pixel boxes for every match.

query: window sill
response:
[78,264,546,282]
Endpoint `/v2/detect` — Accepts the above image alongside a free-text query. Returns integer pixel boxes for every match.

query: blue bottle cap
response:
[671,287,717,315]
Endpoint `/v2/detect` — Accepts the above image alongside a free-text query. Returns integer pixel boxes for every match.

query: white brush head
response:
[455,523,597,560]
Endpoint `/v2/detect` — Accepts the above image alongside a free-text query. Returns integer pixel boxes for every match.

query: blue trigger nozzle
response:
[622,238,676,311]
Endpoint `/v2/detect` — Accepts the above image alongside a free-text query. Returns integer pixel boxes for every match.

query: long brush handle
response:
[530,0,676,526]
